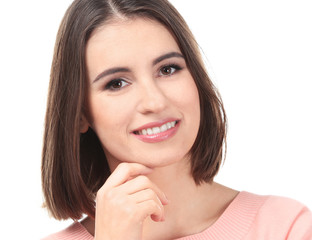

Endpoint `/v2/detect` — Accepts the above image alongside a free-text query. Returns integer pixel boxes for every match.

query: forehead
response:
[88,17,177,46]
[85,17,180,71]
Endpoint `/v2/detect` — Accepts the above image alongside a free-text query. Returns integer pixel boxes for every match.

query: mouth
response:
[133,120,179,136]
[131,119,180,143]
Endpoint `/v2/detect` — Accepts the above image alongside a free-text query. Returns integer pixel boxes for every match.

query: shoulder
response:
[243,192,312,239]
[41,222,93,240]
[239,191,311,217]
[259,194,312,222]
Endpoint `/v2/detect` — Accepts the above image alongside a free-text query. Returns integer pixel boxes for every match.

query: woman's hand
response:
[94,162,169,240]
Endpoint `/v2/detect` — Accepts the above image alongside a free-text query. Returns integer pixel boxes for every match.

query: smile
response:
[133,120,178,135]
[132,120,180,143]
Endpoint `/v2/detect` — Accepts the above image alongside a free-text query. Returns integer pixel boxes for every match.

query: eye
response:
[104,79,129,91]
[159,64,182,76]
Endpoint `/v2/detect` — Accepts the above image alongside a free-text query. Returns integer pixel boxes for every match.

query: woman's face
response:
[84,18,200,169]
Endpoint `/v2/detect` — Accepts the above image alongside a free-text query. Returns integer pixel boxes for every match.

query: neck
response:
[141,159,238,240]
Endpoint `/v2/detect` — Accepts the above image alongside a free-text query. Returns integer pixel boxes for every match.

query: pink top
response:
[42,191,312,240]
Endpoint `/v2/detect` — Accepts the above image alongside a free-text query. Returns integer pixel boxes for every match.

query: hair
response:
[42,0,227,221]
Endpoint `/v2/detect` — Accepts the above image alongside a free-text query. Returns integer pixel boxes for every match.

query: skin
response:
[84,18,200,170]
[81,18,238,240]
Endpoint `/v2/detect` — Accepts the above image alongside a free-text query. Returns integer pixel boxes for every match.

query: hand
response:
[94,162,169,240]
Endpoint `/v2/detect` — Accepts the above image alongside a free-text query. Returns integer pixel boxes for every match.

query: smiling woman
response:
[41,0,312,239]
[82,18,200,170]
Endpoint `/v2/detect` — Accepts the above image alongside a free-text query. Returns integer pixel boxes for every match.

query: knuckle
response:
[120,162,132,176]
[145,188,155,198]
[122,204,138,220]
[96,187,106,199]
[105,189,115,200]
[118,162,128,172]
[97,188,117,202]
[137,175,150,185]
[151,200,161,211]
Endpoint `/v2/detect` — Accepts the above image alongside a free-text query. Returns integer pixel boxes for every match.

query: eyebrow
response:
[152,51,184,65]
[93,67,130,83]
[92,51,184,83]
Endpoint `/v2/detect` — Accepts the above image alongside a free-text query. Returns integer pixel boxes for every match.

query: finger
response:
[130,188,165,221]
[137,199,164,222]
[104,163,153,189]
[119,175,169,205]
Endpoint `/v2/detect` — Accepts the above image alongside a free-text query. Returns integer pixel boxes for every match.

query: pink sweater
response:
[42,191,312,240]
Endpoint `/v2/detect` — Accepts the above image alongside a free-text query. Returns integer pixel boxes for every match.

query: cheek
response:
[88,94,130,137]
[186,85,200,129]
[175,77,201,131]
[186,80,200,107]
[169,76,200,113]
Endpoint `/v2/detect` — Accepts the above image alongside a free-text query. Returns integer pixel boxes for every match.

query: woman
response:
[41,0,312,239]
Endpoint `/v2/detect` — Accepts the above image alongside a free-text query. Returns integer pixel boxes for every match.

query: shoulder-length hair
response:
[42,0,227,220]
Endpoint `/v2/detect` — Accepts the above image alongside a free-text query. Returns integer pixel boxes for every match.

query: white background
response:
[0,0,311,239]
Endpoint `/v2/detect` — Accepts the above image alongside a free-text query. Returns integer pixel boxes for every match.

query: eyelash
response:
[159,64,182,77]
[104,78,129,91]
[103,63,183,91]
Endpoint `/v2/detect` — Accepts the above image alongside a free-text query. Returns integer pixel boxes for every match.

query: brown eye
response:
[111,80,122,88]
[159,64,182,77]
[105,79,129,91]
[161,66,174,75]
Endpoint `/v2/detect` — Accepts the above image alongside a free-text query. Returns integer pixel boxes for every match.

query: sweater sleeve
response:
[287,206,312,240]
[244,195,312,240]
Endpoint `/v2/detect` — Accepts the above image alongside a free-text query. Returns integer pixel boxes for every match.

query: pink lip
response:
[132,118,178,132]
[131,119,180,143]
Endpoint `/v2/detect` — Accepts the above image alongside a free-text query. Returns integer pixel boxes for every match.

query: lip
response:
[131,118,180,143]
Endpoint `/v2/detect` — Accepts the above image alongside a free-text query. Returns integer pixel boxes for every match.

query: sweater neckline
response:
[76,191,267,240]
[175,191,267,240]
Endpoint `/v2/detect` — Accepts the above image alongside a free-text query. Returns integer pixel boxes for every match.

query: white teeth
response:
[138,121,177,135]
[152,127,160,134]
[147,128,153,135]
[160,124,167,132]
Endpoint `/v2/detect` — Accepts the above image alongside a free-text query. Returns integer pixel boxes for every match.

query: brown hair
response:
[42,0,227,220]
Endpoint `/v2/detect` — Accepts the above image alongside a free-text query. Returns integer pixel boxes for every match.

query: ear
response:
[80,115,90,133]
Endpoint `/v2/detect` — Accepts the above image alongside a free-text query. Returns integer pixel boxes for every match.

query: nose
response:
[136,79,167,114]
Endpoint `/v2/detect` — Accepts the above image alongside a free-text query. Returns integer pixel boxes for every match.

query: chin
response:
[132,152,189,169]
[104,144,192,170]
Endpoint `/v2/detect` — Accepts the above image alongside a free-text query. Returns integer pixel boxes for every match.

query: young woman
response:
[41,0,312,239]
